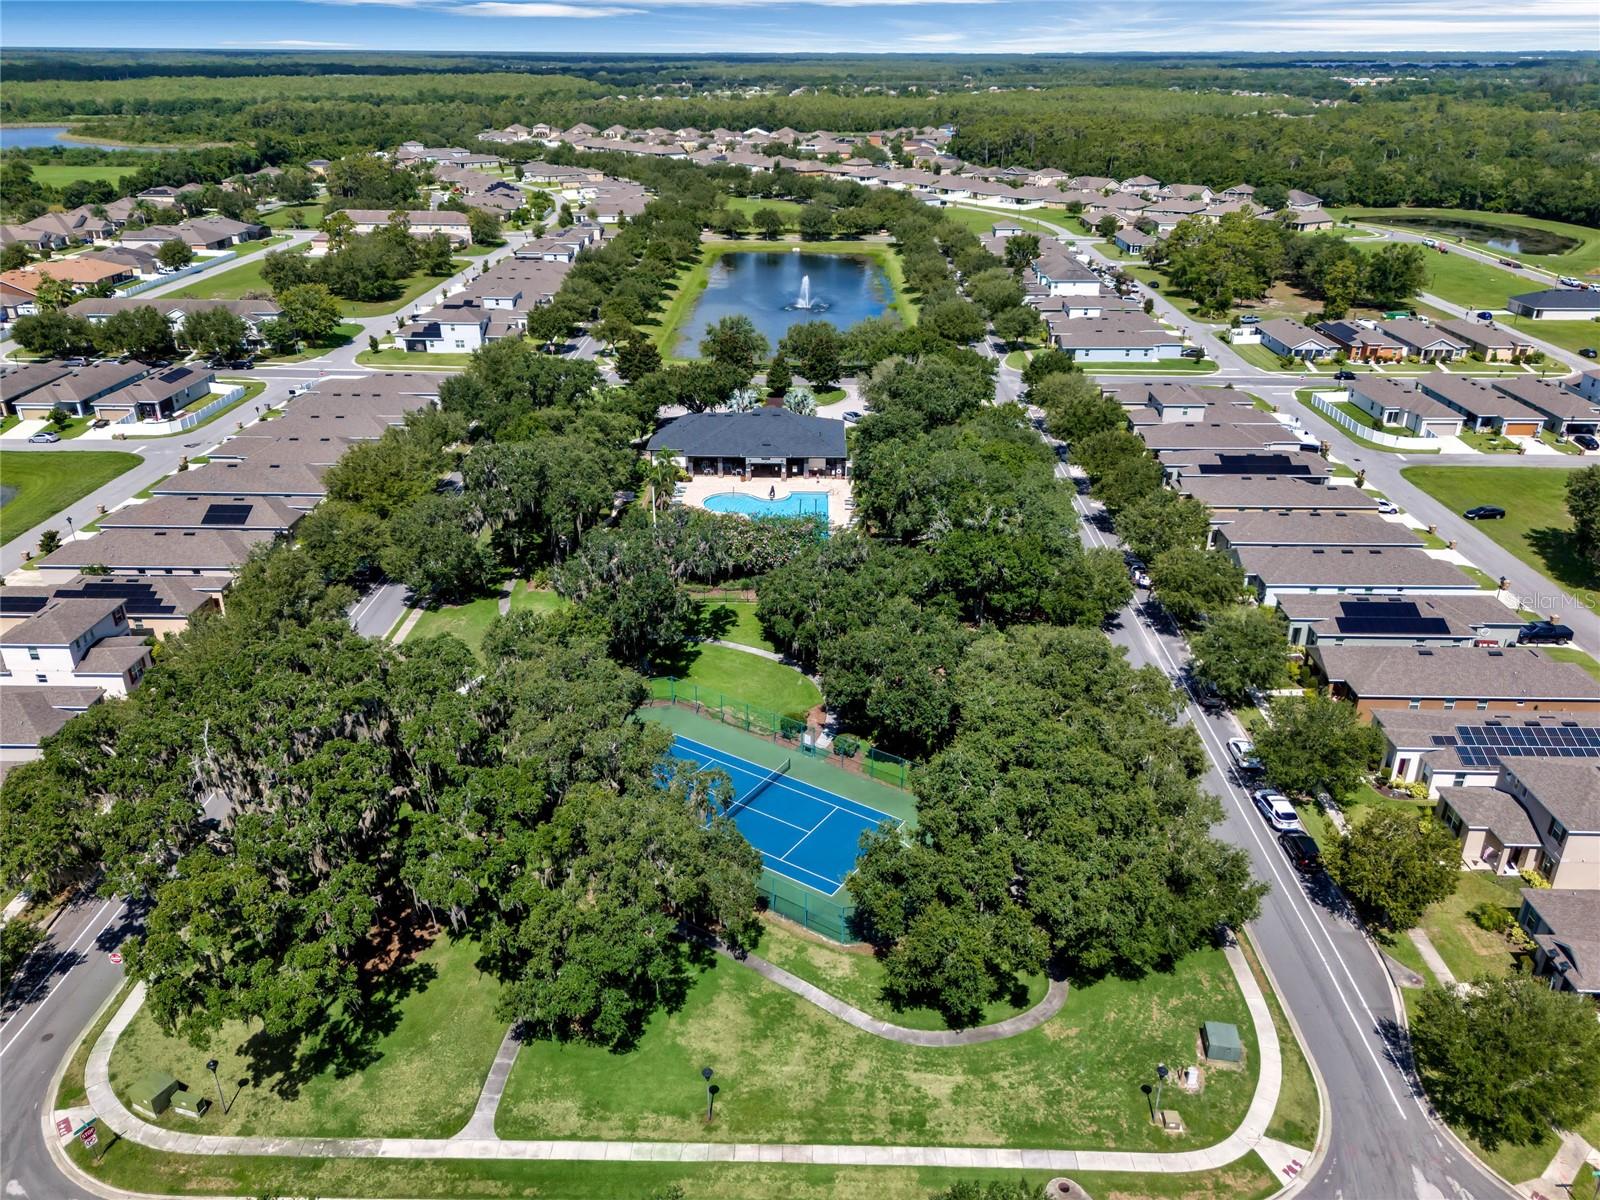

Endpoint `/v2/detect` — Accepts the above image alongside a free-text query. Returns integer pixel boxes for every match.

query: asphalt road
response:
[1060,461,1517,1200]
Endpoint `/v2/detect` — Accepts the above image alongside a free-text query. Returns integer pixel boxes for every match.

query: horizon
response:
[2,0,1597,56]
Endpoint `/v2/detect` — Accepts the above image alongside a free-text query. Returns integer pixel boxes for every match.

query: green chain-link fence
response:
[649,677,913,790]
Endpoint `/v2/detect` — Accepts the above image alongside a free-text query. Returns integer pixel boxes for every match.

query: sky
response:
[3,0,1596,55]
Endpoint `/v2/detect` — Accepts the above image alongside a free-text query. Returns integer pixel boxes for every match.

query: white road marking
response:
[0,898,125,1058]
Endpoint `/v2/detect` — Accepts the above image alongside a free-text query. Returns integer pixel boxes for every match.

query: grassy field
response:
[173,250,462,316]
[1087,358,1219,375]
[497,942,1257,1151]
[108,935,504,1139]
[1399,465,1597,613]
[1498,316,1600,357]
[355,347,476,368]
[339,261,467,318]
[723,196,807,228]
[407,583,568,656]
[754,915,1048,1032]
[702,598,775,652]
[260,204,323,229]
[1332,207,1600,277]
[655,642,821,720]
[1417,871,1525,985]
[654,238,916,357]
[0,449,142,545]
[26,162,141,189]
[943,205,1071,241]
[62,1142,1280,1200]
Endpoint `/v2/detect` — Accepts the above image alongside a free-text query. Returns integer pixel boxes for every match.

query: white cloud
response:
[458,1,643,13]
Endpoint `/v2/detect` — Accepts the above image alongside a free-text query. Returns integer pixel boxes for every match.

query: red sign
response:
[79,1127,98,1147]
[56,1118,72,1138]
[108,951,123,965]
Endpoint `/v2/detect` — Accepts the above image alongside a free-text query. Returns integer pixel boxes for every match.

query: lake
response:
[1372,215,1581,257]
[674,251,893,356]
[0,125,148,152]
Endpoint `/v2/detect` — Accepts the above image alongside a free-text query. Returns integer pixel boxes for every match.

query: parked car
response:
[1375,498,1399,514]
[842,410,862,423]
[1463,505,1506,520]
[1474,310,1495,321]
[1575,434,1600,452]
[1227,737,1263,774]
[28,430,61,443]
[1180,347,1205,359]
[1278,830,1324,874]
[1559,276,1582,288]
[1519,621,1575,645]
[1497,259,1518,269]
[1238,314,1261,325]
[1332,369,1357,381]
[1253,789,1303,833]
[1581,348,1598,359]
[1194,684,1227,715]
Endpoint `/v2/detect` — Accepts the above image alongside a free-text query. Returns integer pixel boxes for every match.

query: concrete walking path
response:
[78,940,1294,1174]
[454,1026,522,1140]
[1408,928,1459,987]
[707,638,784,662]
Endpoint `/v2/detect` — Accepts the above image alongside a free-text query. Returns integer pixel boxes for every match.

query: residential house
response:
[1281,209,1334,232]
[69,297,284,343]
[1113,227,1155,256]
[1315,320,1404,362]
[1161,449,1331,484]
[1140,420,1307,455]
[1176,475,1384,513]
[1257,319,1338,360]
[1285,190,1323,211]
[1374,709,1600,793]
[0,576,220,641]
[0,686,102,771]
[1049,314,1183,362]
[99,494,301,535]
[90,365,216,424]
[2,360,150,419]
[1417,376,1545,436]
[1346,378,1467,439]
[1312,644,1600,718]
[1436,761,1599,888]
[1517,890,1600,993]
[1434,319,1533,363]
[1210,510,1423,553]
[0,596,152,698]
[342,209,473,243]
[399,298,523,353]
[1233,545,1481,607]
[1378,318,1468,362]
[1488,378,1600,436]
[1279,593,1524,652]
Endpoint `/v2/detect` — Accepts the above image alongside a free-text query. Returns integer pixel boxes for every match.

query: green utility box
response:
[170,1089,210,1119]
[131,1071,181,1118]
[1202,1020,1243,1062]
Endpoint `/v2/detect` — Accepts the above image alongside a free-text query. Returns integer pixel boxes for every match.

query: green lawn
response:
[656,642,820,720]
[1332,207,1600,277]
[108,936,505,1139]
[497,942,1258,1151]
[355,347,477,369]
[943,205,1070,241]
[258,322,362,363]
[1399,465,1597,613]
[172,250,461,316]
[1458,427,1522,454]
[703,599,775,652]
[339,261,467,318]
[1418,871,1525,985]
[1332,400,1384,431]
[0,449,142,545]
[63,1143,1279,1200]
[260,204,323,229]
[1086,358,1218,375]
[27,162,141,189]
[722,196,807,228]
[1240,933,1319,1151]
[406,584,568,656]
[754,915,1048,1032]
[1499,316,1600,357]
[1231,342,1304,373]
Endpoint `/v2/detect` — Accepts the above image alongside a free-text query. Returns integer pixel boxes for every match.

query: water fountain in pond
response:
[785,273,828,313]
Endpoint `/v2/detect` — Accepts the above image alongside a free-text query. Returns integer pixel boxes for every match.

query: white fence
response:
[1304,390,1445,451]
[118,250,240,298]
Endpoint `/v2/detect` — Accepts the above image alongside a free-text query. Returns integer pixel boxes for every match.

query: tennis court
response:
[672,735,902,895]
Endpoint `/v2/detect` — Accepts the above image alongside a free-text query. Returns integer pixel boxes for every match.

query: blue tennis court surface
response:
[670,735,902,895]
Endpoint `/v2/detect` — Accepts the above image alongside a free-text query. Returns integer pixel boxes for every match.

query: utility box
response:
[1202,1020,1243,1063]
[170,1089,210,1119]
[131,1071,181,1118]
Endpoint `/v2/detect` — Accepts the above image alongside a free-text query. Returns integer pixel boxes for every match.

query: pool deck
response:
[679,474,854,526]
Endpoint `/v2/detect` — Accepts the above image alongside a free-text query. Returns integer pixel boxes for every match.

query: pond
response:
[674,251,893,356]
[0,125,149,151]
[1371,215,1581,257]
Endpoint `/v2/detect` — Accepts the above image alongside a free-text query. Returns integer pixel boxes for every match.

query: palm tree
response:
[643,450,685,526]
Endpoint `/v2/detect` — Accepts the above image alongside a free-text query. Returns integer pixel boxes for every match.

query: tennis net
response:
[727,757,791,818]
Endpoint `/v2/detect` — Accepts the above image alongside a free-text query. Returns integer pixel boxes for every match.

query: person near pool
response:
[769,484,776,500]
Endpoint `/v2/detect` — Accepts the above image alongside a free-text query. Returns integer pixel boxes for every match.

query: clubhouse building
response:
[647,406,849,479]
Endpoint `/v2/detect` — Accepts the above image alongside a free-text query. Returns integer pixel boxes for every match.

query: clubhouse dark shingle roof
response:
[647,407,847,459]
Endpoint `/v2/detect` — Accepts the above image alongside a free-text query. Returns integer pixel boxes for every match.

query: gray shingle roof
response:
[647,408,847,460]
[1315,645,1600,702]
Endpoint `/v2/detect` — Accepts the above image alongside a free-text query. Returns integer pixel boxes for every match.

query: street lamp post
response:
[701,1066,715,1123]
[66,515,75,543]
[205,1058,229,1115]
[1153,1062,1169,1127]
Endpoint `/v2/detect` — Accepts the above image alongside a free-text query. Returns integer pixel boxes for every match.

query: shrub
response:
[1468,902,1513,934]
[833,734,861,759]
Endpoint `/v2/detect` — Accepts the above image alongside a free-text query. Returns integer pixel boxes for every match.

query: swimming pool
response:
[703,490,831,518]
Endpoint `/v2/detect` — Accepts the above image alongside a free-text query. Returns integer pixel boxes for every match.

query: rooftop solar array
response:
[1333,614,1453,636]
[201,503,253,527]
[60,579,183,617]
[1429,720,1600,768]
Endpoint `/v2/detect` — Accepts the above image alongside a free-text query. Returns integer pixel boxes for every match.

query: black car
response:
[1575,434,1600,452]
[1519,621,1575,645]
[1581,348,1598,359]
[1278,830,1323,875]
[1463,505,1506,520]
[1332,369,1357,381]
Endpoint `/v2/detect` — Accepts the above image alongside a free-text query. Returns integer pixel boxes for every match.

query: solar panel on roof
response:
[1333,615,1453,636]
[201,503,253,526]
[1439,719,1600,770]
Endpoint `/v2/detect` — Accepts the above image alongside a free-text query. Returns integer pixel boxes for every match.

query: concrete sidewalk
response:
[79,941,1295,1174]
